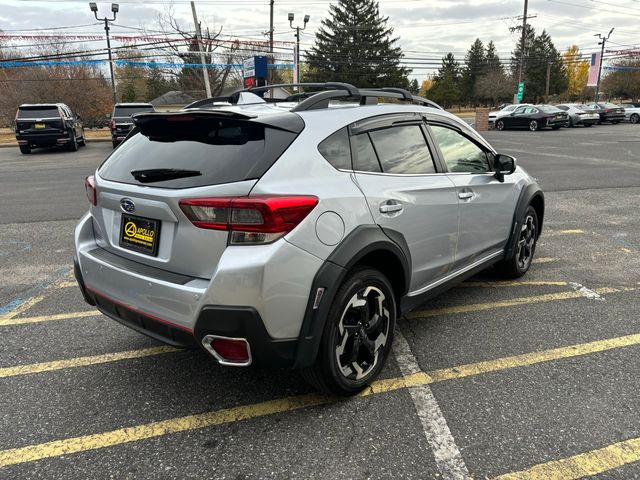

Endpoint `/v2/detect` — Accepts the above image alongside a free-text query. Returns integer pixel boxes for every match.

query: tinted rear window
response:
[114,106,154,117]
[98,118,298,189]
[18,107,60,119]
[318,128,351,170]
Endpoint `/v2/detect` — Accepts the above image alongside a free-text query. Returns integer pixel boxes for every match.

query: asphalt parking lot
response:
[1,124,639,479]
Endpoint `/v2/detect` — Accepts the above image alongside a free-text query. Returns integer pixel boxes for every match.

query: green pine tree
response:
[409,78,419,95]
[305,0,411,88]
[485,41,503,74]
[461,38,485,105]
[429,53,461,108]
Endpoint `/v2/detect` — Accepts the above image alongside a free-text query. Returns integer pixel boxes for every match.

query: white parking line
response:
[569,282,605,301]
[393,330,472,480]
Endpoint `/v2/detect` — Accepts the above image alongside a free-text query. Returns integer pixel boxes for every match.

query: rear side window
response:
[114,106,154,117]
[18,107,60,119]
[368,125,436,175]
[99,117,299,189]
[318,128,351,170]
[352,133,382,173]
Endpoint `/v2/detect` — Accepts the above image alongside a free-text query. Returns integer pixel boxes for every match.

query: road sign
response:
[517,82,525,102]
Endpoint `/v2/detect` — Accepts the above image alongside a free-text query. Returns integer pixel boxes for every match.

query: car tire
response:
[79,130,86,146]
[496,120,505,131]
[301,267,396,396]
[495,205,539,278]
[630,114,639,124]
[612,120,620,124]
[585,123,593,127]
[68,131,79,152]
[529,120,539,131]
[552,125,561,130]
[19,144,31,154]
[112,140,118,149]
[568,118,574,128]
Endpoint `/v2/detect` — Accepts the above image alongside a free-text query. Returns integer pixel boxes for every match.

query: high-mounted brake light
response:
[84,175,97,206]
[179,196,318,245]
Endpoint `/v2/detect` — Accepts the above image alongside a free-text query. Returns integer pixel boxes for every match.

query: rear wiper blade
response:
[130,168,202,183]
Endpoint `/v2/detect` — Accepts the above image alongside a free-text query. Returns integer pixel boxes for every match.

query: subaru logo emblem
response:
[120,198,136,213]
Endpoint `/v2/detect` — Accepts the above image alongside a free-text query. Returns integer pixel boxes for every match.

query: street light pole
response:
[89,2,118,104]
[288,13,309,84]
[594,28,614,102]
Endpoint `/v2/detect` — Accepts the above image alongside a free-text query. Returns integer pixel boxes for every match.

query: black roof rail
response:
[183,82,442,111]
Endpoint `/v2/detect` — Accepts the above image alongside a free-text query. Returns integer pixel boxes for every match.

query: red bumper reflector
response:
[210,338,250,363]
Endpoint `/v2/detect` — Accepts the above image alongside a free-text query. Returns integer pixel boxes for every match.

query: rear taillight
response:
[84,175,97,206]
[110,119,116,130]
[179,196,318,245]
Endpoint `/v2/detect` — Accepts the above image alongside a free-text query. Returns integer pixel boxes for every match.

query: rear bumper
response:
[74,213,321,368]
[16,132,68,146]
[74,262,298,366]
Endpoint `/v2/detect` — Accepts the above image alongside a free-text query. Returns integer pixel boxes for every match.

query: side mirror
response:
[494,154,516,182]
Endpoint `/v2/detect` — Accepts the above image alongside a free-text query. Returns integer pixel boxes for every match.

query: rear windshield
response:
[98,117,298,189]
[114,106,154,117]
[18,107,60,119]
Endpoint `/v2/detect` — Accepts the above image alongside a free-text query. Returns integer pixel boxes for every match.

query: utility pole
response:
[89,2,119,104]
[288,13,309,84]
[595,28,614,102]
[516,0,528,104]
[269,0,274,53]
[191,1,212,98]
[545,61,552,101]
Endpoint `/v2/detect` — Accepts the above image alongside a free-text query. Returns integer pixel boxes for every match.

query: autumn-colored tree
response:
[419,79,432,97]
[563,45,589,99]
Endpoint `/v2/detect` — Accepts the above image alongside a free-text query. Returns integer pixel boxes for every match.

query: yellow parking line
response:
[1,332,639,467]
[406,287,635,320]
[0,310,98,327]
[0,346,178,379]
[55,281,78,289]
[532,257,556,264]
[493,436,640,480]
[0,294,47,321]
[460,280,568,288]
[545,229,585,237]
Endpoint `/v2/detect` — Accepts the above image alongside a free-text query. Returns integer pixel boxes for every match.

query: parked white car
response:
[620,103,640,124]
[489,103,532,125]
[556,104,600,127]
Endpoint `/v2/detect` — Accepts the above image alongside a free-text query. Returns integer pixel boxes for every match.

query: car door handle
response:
[458,191,474,200]
[379,202,403,214]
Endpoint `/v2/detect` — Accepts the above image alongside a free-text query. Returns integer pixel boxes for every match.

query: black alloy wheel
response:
[496,120,505,131]
[495,205,539,278]
[630,114,639,124]
[529,120,538,131]
[301,267,396,396]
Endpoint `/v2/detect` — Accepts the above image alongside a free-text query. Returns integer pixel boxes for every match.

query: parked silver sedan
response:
[556,104,599,127]
[620,103,640,124]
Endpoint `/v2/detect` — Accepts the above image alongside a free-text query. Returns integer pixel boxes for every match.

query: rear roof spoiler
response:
[131,110,305,134]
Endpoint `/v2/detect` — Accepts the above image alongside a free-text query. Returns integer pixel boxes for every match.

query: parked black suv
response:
[110,103,155,148]
[15,103,85,154]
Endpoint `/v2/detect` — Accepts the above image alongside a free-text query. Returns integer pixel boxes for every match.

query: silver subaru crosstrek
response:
[74,83,544,396]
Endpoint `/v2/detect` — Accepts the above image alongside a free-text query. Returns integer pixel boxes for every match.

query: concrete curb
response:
[0,138,111,149]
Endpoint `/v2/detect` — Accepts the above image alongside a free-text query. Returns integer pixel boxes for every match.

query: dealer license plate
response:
[119,214,160,256]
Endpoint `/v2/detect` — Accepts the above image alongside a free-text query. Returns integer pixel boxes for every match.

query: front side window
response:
[514,106,527,114]
[430,125,490,173]
[318,128,352,170]
[368,125,436,174]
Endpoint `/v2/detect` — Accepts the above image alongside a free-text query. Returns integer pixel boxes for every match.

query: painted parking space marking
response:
[0,310,98,327]
[568,282,605,301]
[0,346,178,379]
[544,229,585,237]
[406,287,635,320]
[460,280,568,288]
[2,332,640,467]
[493,436,640,480]
[532,257,556,264]
[0,268,72,320]
[394,330,472,480]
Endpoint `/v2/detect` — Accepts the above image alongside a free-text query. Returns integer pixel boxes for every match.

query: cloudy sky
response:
[1,0,639,81]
